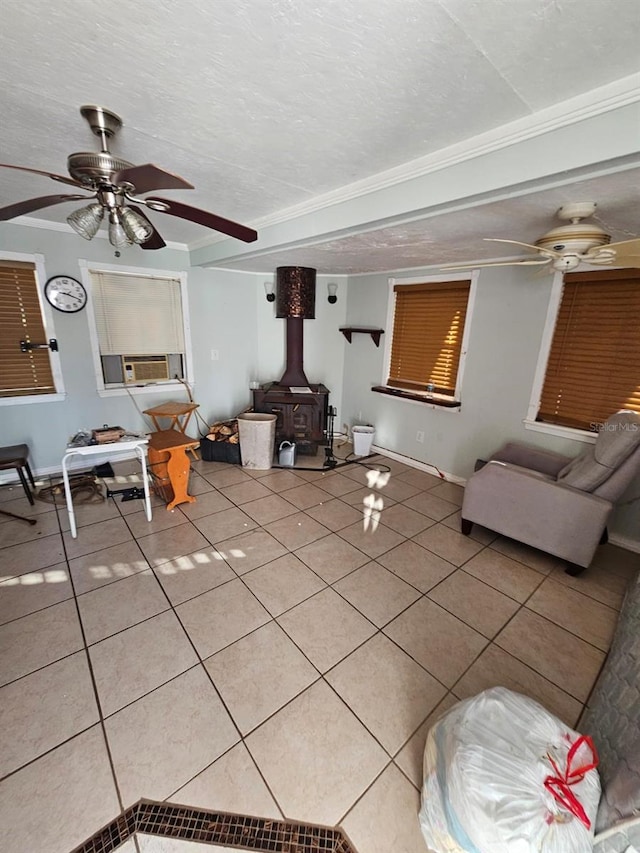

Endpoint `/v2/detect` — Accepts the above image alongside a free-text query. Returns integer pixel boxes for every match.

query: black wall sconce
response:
[264,281,276,302]
[327,282,338,304]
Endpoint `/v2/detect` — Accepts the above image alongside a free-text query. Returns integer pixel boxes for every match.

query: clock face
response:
[44,276,87,313]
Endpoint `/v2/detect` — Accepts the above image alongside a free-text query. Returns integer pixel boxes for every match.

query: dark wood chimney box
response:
[252,383,329,455]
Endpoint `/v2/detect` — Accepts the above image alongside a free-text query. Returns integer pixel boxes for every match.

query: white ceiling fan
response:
[442,202,640,273]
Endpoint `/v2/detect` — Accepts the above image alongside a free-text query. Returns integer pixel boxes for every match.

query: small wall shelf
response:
[339,326,385,347]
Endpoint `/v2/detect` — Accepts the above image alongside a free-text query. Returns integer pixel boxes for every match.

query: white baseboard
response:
[608,534,640,554]
[370,444,466,485]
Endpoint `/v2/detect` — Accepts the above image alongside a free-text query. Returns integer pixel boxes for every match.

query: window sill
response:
[372,385,461,408]
[97,382,193,398]
[523,419,596,444]
[0,392,66,407]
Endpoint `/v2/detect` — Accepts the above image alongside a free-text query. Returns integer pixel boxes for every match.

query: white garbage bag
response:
[419,687,601,853]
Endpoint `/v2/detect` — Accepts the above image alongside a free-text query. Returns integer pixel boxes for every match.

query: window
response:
[375,273,475,405]
[534,268,640,432]
[0,255,64,403]
[83,264,191,394]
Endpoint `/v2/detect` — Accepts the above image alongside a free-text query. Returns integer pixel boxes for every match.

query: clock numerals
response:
[45,276,87,313]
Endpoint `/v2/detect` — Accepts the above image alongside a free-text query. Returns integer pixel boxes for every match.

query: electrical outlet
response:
[210,349,219,361]
[416,430,425,443]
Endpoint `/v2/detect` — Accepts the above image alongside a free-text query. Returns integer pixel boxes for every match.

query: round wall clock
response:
[44,276,87,313]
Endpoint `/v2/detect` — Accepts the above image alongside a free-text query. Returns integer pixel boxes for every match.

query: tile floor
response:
[0,451,638,853]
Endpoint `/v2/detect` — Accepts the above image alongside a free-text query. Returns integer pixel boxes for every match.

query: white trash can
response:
[238,413,277,469]
[352,425,375,456]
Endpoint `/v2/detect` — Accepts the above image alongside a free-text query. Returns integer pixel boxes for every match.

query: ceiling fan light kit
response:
[0,105,258,248]
[442,202,639,274]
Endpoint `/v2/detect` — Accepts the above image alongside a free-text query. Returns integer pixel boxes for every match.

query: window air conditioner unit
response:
[121,355,170,384]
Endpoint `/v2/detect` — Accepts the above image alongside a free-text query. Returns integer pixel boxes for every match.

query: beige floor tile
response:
[184,472,216,496]
[462,547,544,602]
[375,476,425,503]
[278,482,333,509]
[327,634,446,755]
[341,486,398,509]
[77,568,169,644]
[339,464,379,486]
[190,458,231,475]
[68,540,150,595]
[549,563,628,609]
[338,519,406,559]
[124,506,186,538]
[62,517,133,560]
[57,499,121,532]
[0,563,73,625]
[384,597,487,687]
[116,491,167,517]
[0,651,99,777]
[453,643,583,727]
[192,507,259,544]
[377,540,456,593]
[278,587,376,672]
[403,491,459,522]
[427,570,520,638]
[304,497,364,532]
[334,562,421,627]
[368,455,415,476]
[427,481,465,506]
[591,543,640,577]
[240,493,299,525]
[0,600,84,686]
[341,763,426,853]
[258,470,306,493]
[201,467,253,488]
[214,529,288,575]
[176,578,271,658]
[441,510,497,544]
[90,611,199,716]
[205,622,318,734]
[242,553,325,617]
[495,608,605,701]
[294,533,370,583]
[378,503,436,537]
[311,472,362,497]
[0,724,120,853]
[264,511,330,550]
[138,522,216,567]
[490,536,560,574]
[172,742,282,818]
[219,480,273,505]
[395,694,459,788]
[105,666,239,807]
[527,578,618,652]
[414,523,484,566]
[0,495,57,520]
[154,549,235,605]
[0,511,61,547]
[245,680,387,826]
[0,533,65,580]
[396,469,443,489]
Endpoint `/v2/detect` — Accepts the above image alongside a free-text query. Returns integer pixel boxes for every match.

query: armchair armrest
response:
[463,462,613,567]
[489,442,574,477]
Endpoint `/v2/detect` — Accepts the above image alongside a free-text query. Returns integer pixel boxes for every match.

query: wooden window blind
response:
[90,271,185,356]
[0,261,56,398]
[538,268,640,430]
[388,280,470,395]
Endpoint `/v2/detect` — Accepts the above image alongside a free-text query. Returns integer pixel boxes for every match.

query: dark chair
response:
[0,444,36,505]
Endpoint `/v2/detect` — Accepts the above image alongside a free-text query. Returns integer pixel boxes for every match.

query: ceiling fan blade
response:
[146,196,258,243]
[598,237,640,252]
[127,205,167,250]
[0,193,92,220]
[0,162,84,189]
[113,164,194,194]
[441,257,552,271]
[484,237,562,258]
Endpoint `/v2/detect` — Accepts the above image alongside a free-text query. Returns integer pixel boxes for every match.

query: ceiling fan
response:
[442,202,640,273]
[0,105,258,249]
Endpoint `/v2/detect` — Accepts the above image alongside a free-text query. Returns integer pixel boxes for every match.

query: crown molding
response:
[189,72,640,253]
[9,215,188,251]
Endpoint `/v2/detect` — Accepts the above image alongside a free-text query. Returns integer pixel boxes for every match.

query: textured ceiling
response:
[1,0,639,269]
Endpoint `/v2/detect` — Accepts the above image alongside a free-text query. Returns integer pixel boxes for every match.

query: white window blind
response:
[90,271,185,355]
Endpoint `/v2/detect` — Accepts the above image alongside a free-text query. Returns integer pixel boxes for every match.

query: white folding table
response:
[62,438,152,538]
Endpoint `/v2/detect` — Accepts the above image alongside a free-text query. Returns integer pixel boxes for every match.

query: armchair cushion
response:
[558,411,640,492]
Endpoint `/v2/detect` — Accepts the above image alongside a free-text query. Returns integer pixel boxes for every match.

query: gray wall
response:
[340,264,640,546]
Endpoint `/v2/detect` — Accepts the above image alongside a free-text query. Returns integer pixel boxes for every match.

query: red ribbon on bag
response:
[544,735,599,829]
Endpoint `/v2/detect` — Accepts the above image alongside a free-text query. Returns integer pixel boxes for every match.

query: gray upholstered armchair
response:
[461,411,640,575]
